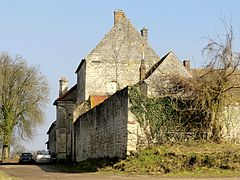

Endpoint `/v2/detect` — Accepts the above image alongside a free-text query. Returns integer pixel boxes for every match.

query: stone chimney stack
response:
[114,10,125,25]
[59,77,68,97]
[183,60,191,71]
[141,27,148,43]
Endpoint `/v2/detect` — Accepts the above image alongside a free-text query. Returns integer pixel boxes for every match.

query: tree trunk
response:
[210,105,222,141]
[2,144,10,160]
[1,133,11,160]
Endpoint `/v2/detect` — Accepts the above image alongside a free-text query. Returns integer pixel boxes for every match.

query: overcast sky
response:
[1,0,240,151]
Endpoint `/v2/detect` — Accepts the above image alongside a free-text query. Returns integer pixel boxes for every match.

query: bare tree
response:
[192,24,240,140]
[168,24,240,141]
[0,53,49,160]
[130,23,240,144]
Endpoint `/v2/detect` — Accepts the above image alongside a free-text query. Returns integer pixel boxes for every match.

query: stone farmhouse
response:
[47,10,199,162]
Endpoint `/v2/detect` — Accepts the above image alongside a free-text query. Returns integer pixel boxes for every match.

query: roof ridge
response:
[144,51,171,80]
[53,84,77,105]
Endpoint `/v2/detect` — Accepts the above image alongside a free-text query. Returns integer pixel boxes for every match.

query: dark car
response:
[19,152,33,164]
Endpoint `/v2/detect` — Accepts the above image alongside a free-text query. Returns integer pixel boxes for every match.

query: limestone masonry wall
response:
[48,123,56,154]
[221,104,240,143]
[77,60,86,103]
[83,15,160,99]
[145,52,192,97]
[74,87,129,162]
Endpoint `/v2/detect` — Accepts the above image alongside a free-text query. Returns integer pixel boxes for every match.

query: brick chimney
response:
[183,60,190,71]
[114,10,125,25]
[59,77,68,97]
[141,27,148,43]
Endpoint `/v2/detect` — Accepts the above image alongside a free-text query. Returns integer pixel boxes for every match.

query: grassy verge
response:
[0,170,21,180]
[60,141,240,177]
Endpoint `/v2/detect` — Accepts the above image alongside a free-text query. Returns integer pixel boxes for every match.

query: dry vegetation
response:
[58,142,240,177]
[109,142,240,176]
[129,24,240,144]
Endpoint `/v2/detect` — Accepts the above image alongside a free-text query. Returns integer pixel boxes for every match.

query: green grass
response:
[60,141,240,177]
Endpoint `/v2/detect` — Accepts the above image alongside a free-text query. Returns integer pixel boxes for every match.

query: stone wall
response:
[55,105,67,159]
[127,109,147,153]
[74,87,129,162]
[47,122,56,154]
[85,61,140,97]
[55,102,75,160]
[77,60,86,103]
[82,13,160,101]
[221,103,240,143]
[145,52,192,97]
[55,128,66,159]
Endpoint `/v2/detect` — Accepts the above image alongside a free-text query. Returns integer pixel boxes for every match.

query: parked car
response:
[19,152,34,164]
[34,150,51,163]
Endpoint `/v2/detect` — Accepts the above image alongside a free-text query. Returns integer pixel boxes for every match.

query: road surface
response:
[0,164,239,180]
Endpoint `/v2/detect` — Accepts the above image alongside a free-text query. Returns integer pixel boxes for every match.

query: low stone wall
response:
[74,87,129,162]
[56,128,66,159]
[127,109,147,153]
[221,103,240,143]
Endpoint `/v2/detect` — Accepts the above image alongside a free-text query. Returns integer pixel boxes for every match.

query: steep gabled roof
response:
[75,59,86,73]
[53,84,77,105]
[144,52,171,80]
[75,11,161,72]
[144,51,192,80]
[47,121,56,134]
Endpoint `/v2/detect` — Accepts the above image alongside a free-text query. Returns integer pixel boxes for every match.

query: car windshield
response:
[21,153,32,157]
[37,151,50,155]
